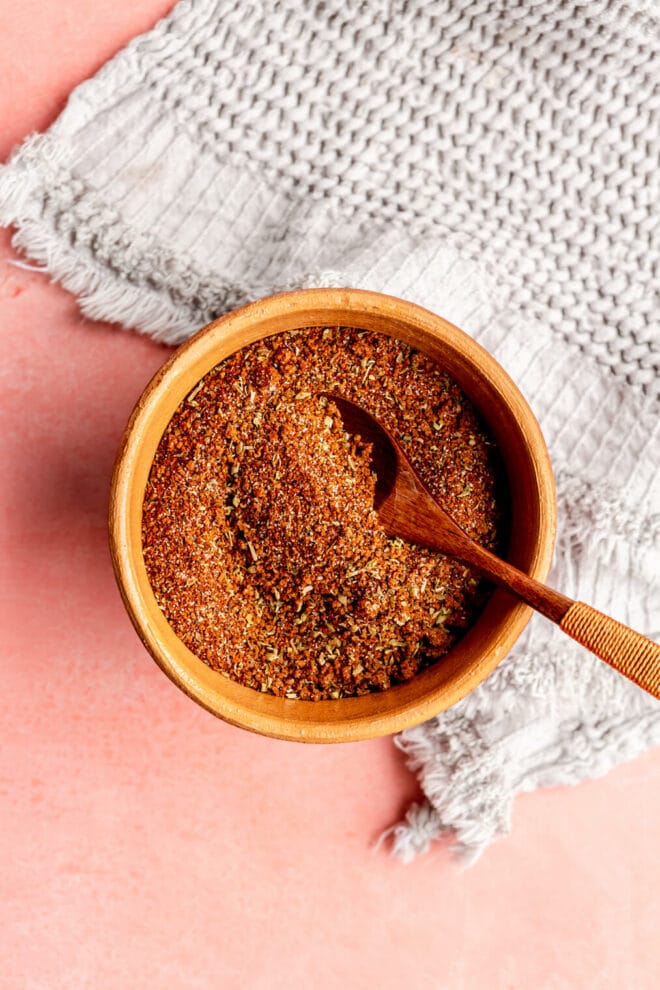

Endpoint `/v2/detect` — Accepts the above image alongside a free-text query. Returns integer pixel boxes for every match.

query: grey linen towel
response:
[1,0,658,861]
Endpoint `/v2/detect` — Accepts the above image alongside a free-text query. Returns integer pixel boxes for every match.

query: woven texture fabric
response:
[1,0,659,861]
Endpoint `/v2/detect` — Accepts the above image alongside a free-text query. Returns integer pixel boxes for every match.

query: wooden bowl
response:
[110,288,556,742]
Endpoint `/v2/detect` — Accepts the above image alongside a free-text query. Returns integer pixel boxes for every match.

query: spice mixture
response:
[142,327,505,700]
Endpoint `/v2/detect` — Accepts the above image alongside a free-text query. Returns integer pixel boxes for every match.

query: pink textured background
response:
[1,3,659,987]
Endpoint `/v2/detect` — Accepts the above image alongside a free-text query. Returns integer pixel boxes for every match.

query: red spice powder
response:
[142,327,505,700]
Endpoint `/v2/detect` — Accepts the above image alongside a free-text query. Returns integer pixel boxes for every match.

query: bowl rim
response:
[109,287,556,742]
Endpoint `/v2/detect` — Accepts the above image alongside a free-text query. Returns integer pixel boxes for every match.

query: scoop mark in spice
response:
[142,327,505,701]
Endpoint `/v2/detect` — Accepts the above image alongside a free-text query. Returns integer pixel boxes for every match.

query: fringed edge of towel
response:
[0,134,211,343]
[384,476,660,865]
[0,133,365,344]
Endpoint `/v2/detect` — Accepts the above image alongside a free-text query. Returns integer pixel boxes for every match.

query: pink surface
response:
[1,3,659,987]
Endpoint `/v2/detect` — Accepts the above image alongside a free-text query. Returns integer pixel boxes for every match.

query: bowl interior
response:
[110,289,556,742]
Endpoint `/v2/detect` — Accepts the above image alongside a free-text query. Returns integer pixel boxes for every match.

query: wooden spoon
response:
[330,395,660,700]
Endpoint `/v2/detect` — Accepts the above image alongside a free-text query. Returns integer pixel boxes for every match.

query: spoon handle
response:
[448,536,660,700]
[560,603,660,698]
